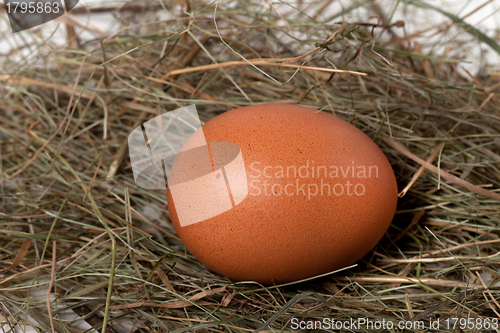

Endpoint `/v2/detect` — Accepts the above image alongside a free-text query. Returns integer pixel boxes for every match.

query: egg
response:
[166,103,398,284]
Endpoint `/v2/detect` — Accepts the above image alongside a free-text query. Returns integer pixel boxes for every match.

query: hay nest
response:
[1,0,499,332]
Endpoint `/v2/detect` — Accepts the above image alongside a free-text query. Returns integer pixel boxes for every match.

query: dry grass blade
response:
[475,272,500,318]
[398,144,443,198]
[47,241,56,333]
[0,238,31,272]
[385,138,500,200]
[165,60,368,77]
[336,276,483,288]
[109,286,226,310]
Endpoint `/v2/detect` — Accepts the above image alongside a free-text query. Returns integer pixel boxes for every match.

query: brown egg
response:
[167,103,398,284]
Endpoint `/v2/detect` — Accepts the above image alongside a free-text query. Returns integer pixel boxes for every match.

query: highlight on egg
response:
[161,103,398,285]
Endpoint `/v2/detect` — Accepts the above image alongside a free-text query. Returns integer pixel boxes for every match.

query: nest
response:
[1,0,499,332]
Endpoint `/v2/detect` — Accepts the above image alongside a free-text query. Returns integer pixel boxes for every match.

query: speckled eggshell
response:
[167,103,398,284]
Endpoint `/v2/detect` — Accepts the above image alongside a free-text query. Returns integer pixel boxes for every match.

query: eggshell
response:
[167,103,398,284]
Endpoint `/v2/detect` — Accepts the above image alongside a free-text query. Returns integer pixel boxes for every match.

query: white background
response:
[1,0,500,73]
